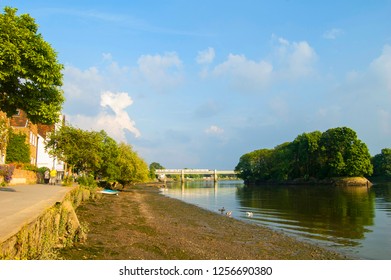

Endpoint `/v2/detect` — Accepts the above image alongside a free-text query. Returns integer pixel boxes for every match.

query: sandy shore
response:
[57,185,348,260]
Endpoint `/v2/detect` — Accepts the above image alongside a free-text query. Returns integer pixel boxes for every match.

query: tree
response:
[116,143,149,184]
[372,148,391,177]
[95,130,119,181]
[46,125,103,174]
[6,130,30,163]
[149,162,164,178]
[0,7,64,124]
[318,127,372,177]
[236,126,373,184]
[291,131,322,179]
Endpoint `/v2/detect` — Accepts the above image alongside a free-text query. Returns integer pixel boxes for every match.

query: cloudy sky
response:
[3,0,391,169]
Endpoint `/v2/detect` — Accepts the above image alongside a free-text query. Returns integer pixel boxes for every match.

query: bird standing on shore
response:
[218,207,225,214]
[226,211,232,217]
[246,212,253,217]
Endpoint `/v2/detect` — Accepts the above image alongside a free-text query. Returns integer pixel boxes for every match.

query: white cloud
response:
[370,44,391,93]
[196,47,215,64]
[205,37,317,92]
[275,37,317,79]
[135,52,183,92]
[323,28,344,40]
[100,91,133,115]
[63,65,103,99]
[212,54,273,90]
[68,91,141,141]
[205,125,224,135]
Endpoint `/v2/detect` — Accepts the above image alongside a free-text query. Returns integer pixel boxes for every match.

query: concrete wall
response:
[0,187,96,260]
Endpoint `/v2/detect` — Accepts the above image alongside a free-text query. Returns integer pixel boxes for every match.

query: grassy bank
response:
[56,185,347,260]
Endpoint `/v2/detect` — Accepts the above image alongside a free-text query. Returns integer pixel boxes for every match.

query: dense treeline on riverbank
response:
[235,127,390,184]
[46,125,150,187]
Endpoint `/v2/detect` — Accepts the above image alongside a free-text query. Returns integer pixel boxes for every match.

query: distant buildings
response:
[0,109,65,175]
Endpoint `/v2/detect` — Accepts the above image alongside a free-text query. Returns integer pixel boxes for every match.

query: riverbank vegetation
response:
[235,127,389,185]
[45,125,150,188]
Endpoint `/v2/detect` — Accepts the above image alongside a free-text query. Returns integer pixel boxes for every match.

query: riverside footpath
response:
[0,184,75,244]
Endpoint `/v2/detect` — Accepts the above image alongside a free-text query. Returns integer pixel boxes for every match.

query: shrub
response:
[0,164,15,185]
[76,174,97,189]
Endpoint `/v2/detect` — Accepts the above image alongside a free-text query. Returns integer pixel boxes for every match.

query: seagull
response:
[246,212,253,217]
[226,211,232,217]
[218,207,225,214]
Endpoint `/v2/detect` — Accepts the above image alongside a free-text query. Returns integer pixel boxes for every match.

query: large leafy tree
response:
[319,127,372,178]
[291,131,322,178]
[116,143,149,184]
[372,148,391,177]
[0,7,64,124]
[46,125,103,174]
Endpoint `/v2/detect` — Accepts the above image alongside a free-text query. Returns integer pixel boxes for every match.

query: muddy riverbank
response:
[56,185,348,260]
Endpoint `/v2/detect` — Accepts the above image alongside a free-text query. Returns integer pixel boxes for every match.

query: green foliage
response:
[6,130,30,163]
[46,125,103,174]
[149,162,164,178]
[76,174,97,189]
[46,124,150,186]
[0,7,64,124]
[116,143,150,185]
[235,127,373,184]
[372,148,391,177]
[95,130,119,181]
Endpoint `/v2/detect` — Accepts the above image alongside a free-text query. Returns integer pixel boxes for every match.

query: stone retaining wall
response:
[10,169,37,185]
[0,187,99,260]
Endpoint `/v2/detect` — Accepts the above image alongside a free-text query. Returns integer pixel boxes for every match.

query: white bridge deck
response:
[155,169,237,181]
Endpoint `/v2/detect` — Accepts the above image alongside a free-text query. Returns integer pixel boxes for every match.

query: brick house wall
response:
[9,110,39,165]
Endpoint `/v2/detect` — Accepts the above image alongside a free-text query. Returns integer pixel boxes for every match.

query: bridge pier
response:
[214,169,218,182]
[181,169,185,182]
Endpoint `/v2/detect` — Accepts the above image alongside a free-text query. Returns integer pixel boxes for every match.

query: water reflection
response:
[164,180,391,259]
[236,184,375,246]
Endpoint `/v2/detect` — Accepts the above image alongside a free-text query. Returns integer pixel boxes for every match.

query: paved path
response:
[0,184,75,243]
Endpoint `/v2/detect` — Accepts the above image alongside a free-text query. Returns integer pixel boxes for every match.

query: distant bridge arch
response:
[155,169,237,182]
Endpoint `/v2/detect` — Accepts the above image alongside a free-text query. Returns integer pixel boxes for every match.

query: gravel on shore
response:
[57,185,348,260]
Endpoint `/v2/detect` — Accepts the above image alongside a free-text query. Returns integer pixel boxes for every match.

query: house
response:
[7,110,65,174]
[0,111,9,164]
[9,109,39,165]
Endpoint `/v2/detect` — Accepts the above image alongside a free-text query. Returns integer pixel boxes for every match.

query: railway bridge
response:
[155,169,237,182]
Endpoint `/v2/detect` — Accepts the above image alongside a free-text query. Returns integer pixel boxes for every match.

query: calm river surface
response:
[162,180,391,259]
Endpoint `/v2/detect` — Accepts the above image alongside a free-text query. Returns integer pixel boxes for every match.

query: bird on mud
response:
[226,211,232,217]
[218,207,225,214]
[246,212,253,217]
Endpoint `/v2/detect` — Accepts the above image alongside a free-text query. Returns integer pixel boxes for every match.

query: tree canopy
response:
[46,125,150,184]
[372,148,391,177]
[235,127,373,184]
[0,7,64,124]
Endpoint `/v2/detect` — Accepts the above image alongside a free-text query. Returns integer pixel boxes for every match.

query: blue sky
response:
[2,0,391,169]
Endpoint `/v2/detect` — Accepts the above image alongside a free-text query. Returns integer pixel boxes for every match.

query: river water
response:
[162,180,391,260]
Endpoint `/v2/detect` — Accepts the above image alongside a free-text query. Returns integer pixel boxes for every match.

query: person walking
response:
[49,168,57,185]
[44,169,50,184]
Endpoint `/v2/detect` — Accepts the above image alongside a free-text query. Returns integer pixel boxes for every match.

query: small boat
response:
[98,189,119,195]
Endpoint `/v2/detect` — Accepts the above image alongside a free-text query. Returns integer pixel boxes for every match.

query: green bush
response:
[76,174,97,189]
[6,130,30,164]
